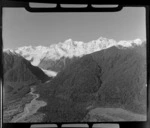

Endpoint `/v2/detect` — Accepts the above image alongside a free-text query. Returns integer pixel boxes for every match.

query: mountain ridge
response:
[3,52,50,102]
[4,37,144,67]
[35,44,146,122]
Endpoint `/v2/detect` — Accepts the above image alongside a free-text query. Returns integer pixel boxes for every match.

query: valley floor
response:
[83,107,146,122]
[3,86,47,122]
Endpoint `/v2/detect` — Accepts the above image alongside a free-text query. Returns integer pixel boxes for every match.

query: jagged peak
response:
[7,37,144,53]
[3,49,16,55]
[65,38,73,43]
[133,38,143,45]
[117,38,142,47]
[3,48,13,52]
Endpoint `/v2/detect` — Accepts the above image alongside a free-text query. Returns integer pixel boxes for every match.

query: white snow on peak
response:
[3,49,14,53]
[4,37,144,66]
[133,38,143,45]
[117,38,143,48]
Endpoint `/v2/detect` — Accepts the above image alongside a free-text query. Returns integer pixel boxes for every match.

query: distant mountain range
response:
[4,37,144,73]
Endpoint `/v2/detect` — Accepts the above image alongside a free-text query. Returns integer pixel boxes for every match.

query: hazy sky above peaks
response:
[3,7,146,49]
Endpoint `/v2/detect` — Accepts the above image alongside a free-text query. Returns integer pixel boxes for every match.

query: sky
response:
[2,7,146,49]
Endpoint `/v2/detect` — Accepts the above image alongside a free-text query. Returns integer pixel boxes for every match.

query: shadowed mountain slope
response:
[38,56,80,72]
[3,51,50,102]
[37,44,146,122]
[3,51,50,83]
[91,45,146,110]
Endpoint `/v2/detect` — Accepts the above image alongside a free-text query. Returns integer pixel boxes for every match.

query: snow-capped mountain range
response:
[4,37,143,67]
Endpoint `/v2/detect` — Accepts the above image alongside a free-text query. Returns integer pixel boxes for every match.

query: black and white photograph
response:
[2,4,147,123]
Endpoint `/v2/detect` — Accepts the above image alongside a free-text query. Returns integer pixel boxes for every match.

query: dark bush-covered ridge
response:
[91,45,146,112]
[3,52,50,83]
[3,51,50,103]
[37,44,146,122]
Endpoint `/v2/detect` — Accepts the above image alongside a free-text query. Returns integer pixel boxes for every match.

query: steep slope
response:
[38,56,80,72]
[3,51,50,83]
[50,43,146,105]
[91,44,146,111]
[36,43,146,122]
[3,51,50,102]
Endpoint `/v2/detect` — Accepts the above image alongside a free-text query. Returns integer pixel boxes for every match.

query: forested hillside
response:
[3,51,50,103]
[36,44,146,122]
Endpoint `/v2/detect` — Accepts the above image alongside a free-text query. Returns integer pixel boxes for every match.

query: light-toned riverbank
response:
[10,87,47,122]
[83,107,146,122]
